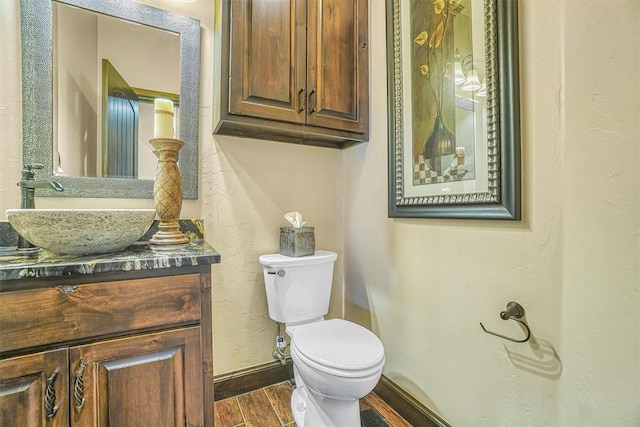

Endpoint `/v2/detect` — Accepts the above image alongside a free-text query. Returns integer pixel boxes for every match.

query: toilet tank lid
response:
[259,250,337,267]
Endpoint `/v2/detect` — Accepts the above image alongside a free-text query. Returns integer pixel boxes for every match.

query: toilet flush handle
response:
[268,269,286,277]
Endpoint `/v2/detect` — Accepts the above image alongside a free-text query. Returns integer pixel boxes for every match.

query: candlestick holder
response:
[149,137,189,245]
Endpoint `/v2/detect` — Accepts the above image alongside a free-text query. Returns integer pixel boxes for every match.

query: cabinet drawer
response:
[0,274,202,353]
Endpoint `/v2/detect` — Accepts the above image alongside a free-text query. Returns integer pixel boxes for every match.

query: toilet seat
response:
[291,319,384,377]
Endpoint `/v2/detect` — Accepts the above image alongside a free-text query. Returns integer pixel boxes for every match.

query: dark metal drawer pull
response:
[74,359,87,412]
[45,371,59,420]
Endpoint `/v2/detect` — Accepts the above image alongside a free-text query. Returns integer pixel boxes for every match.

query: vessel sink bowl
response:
[6,209,156,255]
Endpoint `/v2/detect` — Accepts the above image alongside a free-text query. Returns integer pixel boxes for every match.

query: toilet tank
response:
[259,250,337,324]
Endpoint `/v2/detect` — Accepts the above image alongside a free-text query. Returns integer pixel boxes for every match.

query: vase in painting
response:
[423,115,456,174]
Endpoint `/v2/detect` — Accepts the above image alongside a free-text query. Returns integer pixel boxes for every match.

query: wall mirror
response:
[386,0,520,219]
[20,0,201,199]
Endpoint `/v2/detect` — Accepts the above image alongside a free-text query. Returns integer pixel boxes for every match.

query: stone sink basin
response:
[6,209,156,256]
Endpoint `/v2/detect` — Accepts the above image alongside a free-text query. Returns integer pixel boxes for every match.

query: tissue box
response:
[280,227,315,257]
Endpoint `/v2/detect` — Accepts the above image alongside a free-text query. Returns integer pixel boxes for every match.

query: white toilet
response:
[259,250,385,427]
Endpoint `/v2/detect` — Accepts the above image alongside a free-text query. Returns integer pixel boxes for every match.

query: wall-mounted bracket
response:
[480,302,531,343]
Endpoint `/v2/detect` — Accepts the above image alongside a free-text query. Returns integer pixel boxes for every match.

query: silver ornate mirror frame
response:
[20,0,201,199]
[387,0,520,219]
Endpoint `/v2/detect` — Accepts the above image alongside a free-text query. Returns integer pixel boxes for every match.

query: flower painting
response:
[410,0,467,182]
[387,0,522,219]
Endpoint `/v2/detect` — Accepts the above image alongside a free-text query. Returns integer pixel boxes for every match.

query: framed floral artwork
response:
[386,0,521,219]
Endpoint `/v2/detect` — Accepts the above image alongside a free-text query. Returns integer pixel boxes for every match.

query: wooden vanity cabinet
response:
[215,0,369,147]
[0,266,213,426]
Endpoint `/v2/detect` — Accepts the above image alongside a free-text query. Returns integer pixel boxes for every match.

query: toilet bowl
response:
[259,251,385,427]
[288,319,385,426]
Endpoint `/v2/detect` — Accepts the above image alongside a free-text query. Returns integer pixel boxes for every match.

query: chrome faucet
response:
[16,163,64,249]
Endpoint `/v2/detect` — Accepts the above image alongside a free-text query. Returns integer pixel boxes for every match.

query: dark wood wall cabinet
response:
[0,240,220,426]
[214,0,369,148]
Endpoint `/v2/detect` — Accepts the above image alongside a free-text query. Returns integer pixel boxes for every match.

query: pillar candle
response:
[154,98,174,138]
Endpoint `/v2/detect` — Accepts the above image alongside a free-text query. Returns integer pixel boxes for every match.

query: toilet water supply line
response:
[273,322,290,365]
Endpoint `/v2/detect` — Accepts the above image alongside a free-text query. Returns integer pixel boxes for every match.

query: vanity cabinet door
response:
[69,327,204,427]
[0,349,69,427]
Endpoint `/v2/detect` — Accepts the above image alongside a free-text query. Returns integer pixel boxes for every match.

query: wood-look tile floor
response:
[214,380,412,427]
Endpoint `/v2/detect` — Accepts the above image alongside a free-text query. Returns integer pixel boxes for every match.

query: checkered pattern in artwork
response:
[413,155,446,185]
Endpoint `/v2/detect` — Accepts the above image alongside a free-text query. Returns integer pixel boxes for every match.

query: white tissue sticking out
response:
[284,211,307,228]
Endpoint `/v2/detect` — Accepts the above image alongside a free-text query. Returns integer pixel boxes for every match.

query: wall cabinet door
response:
[229,0,307,124]
[69,328,203,427]
[306,0,368,134]
[221,0,369,146]
[0,349,69,427]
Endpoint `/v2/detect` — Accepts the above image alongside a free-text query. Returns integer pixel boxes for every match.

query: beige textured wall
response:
[344,0,639,425]
[204,136,344,374]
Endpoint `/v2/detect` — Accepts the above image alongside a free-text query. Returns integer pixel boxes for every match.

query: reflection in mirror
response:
[53,2,180,180]
[20,0,200,199]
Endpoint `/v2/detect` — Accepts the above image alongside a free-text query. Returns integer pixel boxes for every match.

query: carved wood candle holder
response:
[149,137,189,245]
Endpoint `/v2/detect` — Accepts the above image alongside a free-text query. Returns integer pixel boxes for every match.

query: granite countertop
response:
[0,220,220,281]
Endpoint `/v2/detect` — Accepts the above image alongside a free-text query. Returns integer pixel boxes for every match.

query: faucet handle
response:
[21,163,45,181]
[24,163,44,170]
